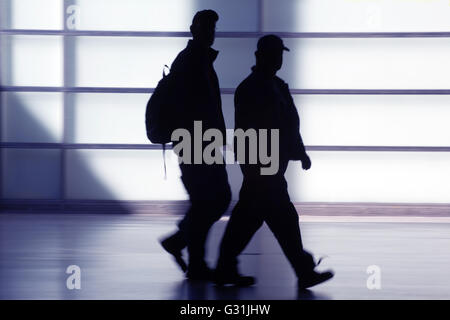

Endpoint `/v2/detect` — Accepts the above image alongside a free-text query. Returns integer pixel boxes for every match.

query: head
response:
[255,35,290,75]
[190,10,219,47]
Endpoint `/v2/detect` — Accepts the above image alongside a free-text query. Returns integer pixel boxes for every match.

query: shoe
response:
[298,270,334,290]
[214,271,256,287]
[160,237,187,273]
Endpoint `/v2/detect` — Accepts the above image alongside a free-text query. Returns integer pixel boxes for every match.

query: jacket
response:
[234,66,308,168]
[170,40,227,144]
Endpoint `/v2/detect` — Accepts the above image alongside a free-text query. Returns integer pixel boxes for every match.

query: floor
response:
[0,213,449,300]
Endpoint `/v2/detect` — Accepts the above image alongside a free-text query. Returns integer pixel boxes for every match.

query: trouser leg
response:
[160,203,190,253]
[216,199,264,273]
[264,199,315,277]
[180,163,231,268]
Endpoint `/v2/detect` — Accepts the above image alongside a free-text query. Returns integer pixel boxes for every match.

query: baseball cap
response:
[257,35,290,52]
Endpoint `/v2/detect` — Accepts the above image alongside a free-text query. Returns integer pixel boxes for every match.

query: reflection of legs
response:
[216,200,264,273]
[265,200,315,278]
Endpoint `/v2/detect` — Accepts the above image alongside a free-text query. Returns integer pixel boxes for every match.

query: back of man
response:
[170,38,226,141]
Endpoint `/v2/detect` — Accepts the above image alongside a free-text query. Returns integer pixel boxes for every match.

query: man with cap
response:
[214,35,334,289]
[159,10,231,281]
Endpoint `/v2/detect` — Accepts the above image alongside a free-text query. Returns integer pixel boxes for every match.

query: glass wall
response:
[1,0,450,203]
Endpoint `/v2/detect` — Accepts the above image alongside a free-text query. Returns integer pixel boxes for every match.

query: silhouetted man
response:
[215,35,334,289]
[160,10,231,280]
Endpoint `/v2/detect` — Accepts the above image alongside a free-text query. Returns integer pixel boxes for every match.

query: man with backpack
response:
[156,10,232,281]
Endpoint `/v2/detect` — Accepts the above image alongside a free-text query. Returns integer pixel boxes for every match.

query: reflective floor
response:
[0,213,449,300]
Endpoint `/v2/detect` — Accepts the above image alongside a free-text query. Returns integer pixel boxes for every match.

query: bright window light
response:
[287,151,450,203]
[279,38,450,89]
[65,150,187,200]
[295,95,450,147]
[66,93,149,144]
[1,0,63,30]
[1,35,63,86]
[74,0,258,31]
[263,0,450,32]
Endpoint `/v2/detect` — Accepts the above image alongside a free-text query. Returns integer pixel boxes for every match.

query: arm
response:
[283,82,311,170]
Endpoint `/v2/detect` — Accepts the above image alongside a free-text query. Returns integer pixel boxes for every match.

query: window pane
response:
[263,0,450,32]
[73,37,185,88]
[279,38,450,89]
[73,36,257,89]
[65,93,148,144]
[73,36,450,90]
[65,149,187,200]
[214,38,257,89]
[294,95,450,147]
[73,0,259,31]
[286,151,450,203]
[2,149,61,199]
[1,92,63,143]
[0,0,63,30]
[1,35,63,86]
[65,93,234,144]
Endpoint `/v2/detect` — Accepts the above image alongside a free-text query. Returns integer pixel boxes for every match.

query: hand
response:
[301,154,311,170]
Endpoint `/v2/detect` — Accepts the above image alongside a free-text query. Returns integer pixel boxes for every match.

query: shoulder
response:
[275,76,293,102]
[235,73,257,98]
[274,76,289,89]
[170,47,195,73]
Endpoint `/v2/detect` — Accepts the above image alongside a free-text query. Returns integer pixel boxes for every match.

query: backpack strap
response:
[162,143,167,180]
[162,65,170,78]
[161,64,170,179]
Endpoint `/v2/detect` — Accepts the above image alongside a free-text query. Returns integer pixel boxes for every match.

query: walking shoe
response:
[298,270,334,290]
[160,237,188,273]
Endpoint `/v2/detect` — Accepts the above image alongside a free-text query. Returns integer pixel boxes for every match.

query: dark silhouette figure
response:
[160,10,231,280]
[215,35,334,289]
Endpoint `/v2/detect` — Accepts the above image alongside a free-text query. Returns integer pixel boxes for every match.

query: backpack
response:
[145,65,175,144]
[145,65,175,178]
